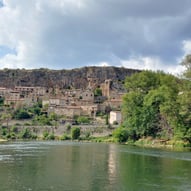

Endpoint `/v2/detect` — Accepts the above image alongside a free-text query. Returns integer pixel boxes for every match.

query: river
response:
[0,141,191,191]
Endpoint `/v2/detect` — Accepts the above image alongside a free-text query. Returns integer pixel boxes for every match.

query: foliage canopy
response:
[121,70,191,144]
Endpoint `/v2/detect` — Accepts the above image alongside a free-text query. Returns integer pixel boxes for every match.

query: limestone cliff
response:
[0,67,140,89]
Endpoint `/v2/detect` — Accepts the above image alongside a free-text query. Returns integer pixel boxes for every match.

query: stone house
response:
[109,111,122,124]
[52,106,82,117]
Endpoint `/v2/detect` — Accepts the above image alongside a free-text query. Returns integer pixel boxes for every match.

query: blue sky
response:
[0,0,191,74]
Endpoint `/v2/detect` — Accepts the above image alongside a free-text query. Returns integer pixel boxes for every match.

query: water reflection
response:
[0,142,190,191]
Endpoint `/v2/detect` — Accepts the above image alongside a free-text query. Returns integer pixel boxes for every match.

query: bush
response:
[1,129,7,136]
[94,88,102,96]
[15,109,31,119]
[43,131,49,139]
[77,116,90,124]
[85,131,91,138]
[112,127,129,143]
[66,123,71,131]
[11,126,18,133]
[60,133,70,140]
[24,122,31,126]
[31,134,37,140]
[71,127,81,140]
[6,134,11,139]
[47,134,55,140]
[19,128,32,139]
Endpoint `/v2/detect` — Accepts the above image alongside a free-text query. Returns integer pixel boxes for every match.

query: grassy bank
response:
[133,138,191,149]
[1,125,190,150]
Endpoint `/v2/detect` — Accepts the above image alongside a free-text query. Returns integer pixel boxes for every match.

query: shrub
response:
[85,131,91,138]
[15,110,31,119]
[11,126,18,133]
[94,88,102,96]
[60,133,70,140]
[19,128,32,139]
[71,127,80,140]
[47,134,55,140]
[66,123,71,131]
[31,134,37,140]
[43,131,49,139]
[77,116,90,124]
[112,127,129,143]
[1,127,7,136]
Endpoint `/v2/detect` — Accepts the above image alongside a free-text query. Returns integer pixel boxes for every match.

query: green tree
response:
[180,54,191,78]
[0,97,4,106]
[1,112,12,136]
[112,127,128,142]
[15,109,31,119]
[94,88,102,96]
[122,70,181,141]
[71,127,80,140]
[77,116,90,124]
[19,128,32,139]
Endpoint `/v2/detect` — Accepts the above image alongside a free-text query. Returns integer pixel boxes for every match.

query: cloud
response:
[0,0,191,72]
[121,56,185,75]
[182,40,191,55]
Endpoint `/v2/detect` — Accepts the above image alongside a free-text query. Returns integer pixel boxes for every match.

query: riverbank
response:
[1,123,190,149]
[133,137,191,149]
[84,136,191,150]
[1,135,191,150]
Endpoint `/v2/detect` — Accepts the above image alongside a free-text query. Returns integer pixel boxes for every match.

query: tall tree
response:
[181,54,191,78]
[122,70,180,140]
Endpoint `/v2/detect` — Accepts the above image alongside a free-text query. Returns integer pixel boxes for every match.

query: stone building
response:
[100,79,112,98]
[109,111,122,124]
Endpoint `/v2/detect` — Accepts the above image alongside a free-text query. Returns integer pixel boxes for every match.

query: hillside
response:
[0,67,140,89]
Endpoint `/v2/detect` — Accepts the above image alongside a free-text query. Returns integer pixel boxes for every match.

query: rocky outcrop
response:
[0,66,140,89]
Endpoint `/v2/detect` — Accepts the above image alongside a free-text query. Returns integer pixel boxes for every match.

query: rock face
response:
[0,67,140,89]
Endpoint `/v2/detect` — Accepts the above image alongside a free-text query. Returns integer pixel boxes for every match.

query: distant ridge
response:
[0,66,140,89]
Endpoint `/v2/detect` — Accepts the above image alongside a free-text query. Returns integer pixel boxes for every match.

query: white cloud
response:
[0,0,191,70]
[120,56,184,75]
[89,61,111,67]
[182,40,191,55]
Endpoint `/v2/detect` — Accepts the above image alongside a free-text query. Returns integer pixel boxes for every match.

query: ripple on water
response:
[119,146,191,161]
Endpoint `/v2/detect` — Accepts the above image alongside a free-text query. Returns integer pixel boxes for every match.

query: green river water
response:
[0,141,191,191]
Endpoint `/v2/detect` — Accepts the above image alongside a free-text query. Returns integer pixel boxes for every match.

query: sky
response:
[0,0,191,74]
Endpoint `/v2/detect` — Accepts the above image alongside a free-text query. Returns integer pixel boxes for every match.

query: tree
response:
[0,104,13,136]
[77,116,90,124]
[94,88,102,96]
[122,70,181,140]
[0,97,4,106]
[15,109,31,119]
[71,127,80,140]
[124,70,160,93]
[1,113,12,136]
[112,127,128,142]
[181,54,191,78]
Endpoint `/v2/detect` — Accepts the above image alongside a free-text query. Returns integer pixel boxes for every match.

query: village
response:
[0,77,124,126]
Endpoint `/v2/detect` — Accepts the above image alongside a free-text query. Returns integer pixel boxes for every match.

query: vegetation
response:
[0,59,191,147]
[112,127,128,143]
[118,58,191,146]
[94,88,102,97]
[14,109,31,119]
[77,116,90,124]
[71,127,81,140]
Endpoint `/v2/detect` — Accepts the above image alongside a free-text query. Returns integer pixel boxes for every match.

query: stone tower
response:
[101,79,111,98]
